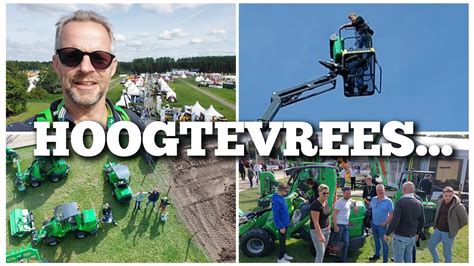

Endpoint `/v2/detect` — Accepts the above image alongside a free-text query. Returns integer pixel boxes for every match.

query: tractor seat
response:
[117,181,128,189]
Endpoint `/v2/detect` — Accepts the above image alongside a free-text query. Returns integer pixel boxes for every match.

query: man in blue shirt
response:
[369,184,394,263]
[272,183,294,263]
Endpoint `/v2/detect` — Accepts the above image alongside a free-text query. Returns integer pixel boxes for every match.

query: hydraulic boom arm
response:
[259,61,342,122]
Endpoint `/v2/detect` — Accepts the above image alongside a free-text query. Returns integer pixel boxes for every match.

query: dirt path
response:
[166,141,236,262]
[178,78,236,111]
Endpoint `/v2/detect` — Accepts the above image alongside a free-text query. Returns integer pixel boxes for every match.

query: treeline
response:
[117,56,236,74]
[6,61,61,116]
[6,55,235,117]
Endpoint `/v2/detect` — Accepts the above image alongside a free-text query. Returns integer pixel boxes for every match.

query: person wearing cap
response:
[272,183,294,263]
[333,187,358,262]
[310,184,332,262]
[428,186,468,263]
[340,12,374,49]
[384,182,424,262]
[363,175,377,208]
[369,184,393,263]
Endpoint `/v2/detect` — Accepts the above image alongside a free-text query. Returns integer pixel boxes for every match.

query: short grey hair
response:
[55,10,114,51]
[376,184,385,190]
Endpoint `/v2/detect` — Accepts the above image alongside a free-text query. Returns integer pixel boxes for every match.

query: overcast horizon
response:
[6,4,236,62]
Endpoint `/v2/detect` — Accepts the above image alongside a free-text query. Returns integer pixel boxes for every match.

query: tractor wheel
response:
[74,231,87,239]
[112,190,116,198]
[30,180,41,187]
[105,174,110,182]
[50,174,60,183]
[46,237,59,246]
[240,228,273,257]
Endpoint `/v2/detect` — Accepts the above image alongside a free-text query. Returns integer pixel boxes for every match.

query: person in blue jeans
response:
[333,187,358,262]
[369,184,394,263]
[272,183,294,263]
[384,182,424,263]
[428,186,468,262]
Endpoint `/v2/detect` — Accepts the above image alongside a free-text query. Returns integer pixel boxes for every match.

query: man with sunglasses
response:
[428,186,468,263]
[7,10,142,131]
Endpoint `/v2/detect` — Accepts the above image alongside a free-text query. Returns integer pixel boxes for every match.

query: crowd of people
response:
[271,175,468,263]
[101,187,171,227]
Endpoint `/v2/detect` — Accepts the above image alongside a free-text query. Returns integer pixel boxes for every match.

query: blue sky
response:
[6,4,235,61]
[239,4,468,131]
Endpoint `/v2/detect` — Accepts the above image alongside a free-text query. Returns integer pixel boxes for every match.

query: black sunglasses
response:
[56,47,115,70]
[321,192,329,195]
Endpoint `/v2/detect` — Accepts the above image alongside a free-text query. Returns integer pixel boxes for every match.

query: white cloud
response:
[95,4,132,12]
[17,4,77,16]
[158,28,188,40]
[126,40,143,48]
[209,29,227,39]
[115,33,127,42]
[189,39,202,44]
[141,4,201,15]
[138,32,150,37]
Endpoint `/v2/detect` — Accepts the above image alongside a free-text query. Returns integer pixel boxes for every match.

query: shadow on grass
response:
[6,164,68,210]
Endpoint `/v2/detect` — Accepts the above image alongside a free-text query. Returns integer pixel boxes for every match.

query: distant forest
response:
[6,56,235,116]
[8,55,236,74]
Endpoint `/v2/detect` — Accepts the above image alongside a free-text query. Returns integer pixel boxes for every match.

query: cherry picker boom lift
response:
[259,28,382,123]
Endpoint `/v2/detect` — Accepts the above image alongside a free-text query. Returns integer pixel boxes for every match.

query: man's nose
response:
[78,55,95,73]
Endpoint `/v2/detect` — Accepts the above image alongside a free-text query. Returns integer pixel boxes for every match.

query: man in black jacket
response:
[384,182,424,262]
[340,12,374,49]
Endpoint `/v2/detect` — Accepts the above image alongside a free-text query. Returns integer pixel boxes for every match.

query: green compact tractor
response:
[9,202,99,246]
[239,164,366,257]
[104,162,133,203]
[394,170,437,227]
[10,155,70,192]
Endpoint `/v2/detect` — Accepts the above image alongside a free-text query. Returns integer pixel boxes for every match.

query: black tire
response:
[240,228,273,257]
[30,180,41,187]
[112,190,116,198]
[74,231,87,239]
[105,174,110,182]
[50,174,60,182]
[46,237,59,246]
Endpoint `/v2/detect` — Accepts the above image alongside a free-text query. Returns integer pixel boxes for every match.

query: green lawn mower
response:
[104,162,133,203]
[239,164,366,258]
[9,202,99,246]
[8,150,70,192]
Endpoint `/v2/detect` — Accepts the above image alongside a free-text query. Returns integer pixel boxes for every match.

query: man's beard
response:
[64,73,108,108]
[65,87,106,108]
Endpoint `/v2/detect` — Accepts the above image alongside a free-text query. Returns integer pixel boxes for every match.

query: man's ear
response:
[109,59,118,77]
[52,55,61,75]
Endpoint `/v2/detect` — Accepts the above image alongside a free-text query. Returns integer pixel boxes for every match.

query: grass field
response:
[183,78,236,104]
[6,77,123,125]
[168,78,235,121]
[7,75,236,124]
[239,187,469,263]
[6,145,209,263]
